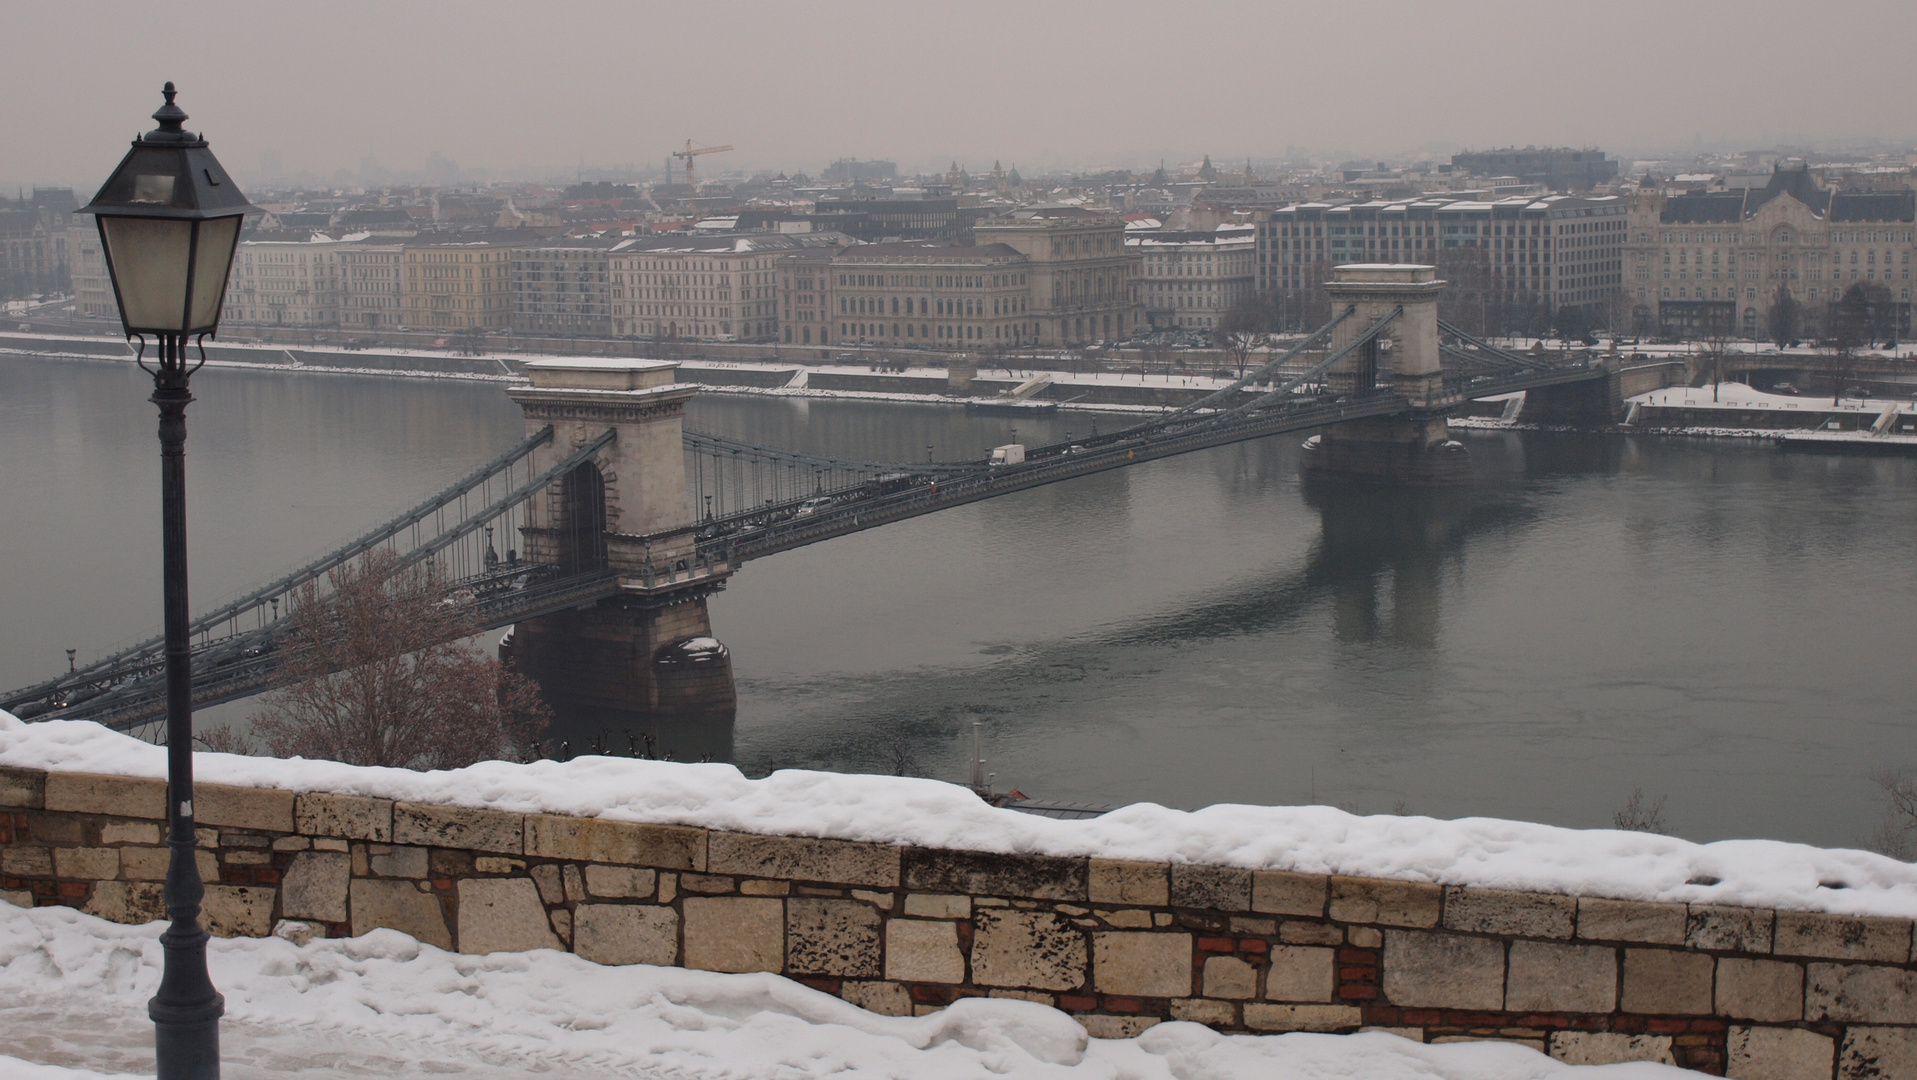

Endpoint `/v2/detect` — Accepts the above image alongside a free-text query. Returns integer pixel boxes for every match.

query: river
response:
[3,352,1913,850]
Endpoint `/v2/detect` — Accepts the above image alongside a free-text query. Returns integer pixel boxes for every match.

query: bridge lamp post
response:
[78,83,257,1080]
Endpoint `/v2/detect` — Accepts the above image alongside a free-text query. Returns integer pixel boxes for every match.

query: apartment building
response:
[339,244,404,329]
[0,188,76,299]
[511,239,617,337]
[222,239,343,328]
[775,248,835,346]
[608,235,787,341]
[403,235,525,331]
[1130,226,1256,331]
[68,225,112,319]
[1625,166,1915,338]
[828,241,1032,347]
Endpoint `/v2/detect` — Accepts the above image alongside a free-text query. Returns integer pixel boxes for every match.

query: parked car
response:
[1770,382,1799,395]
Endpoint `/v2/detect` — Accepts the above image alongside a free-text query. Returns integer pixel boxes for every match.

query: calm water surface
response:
[3,353,1913,848]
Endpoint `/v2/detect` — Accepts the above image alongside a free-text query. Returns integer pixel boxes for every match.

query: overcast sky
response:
[6,0,1914,191]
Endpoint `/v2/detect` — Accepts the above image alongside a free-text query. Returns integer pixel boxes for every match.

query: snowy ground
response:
[0,901,1685,1079]
[8,712,1917,919]
[1630,381,1913,413]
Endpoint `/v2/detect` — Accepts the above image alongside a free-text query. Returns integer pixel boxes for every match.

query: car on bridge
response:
[795,497,835,517]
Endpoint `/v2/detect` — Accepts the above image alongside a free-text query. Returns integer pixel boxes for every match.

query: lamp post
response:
[77,83,257,1080]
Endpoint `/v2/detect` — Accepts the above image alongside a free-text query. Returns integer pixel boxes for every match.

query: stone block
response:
[1773,910,1911,963]
[901,848,1086,901]
[885,918,965,983]
[1171,865,1251,912]
[1279,922,1343,946]
[1088,859,1167,906]
[43,772,166,820]
[118,846,169,882]
[1382,931,1504,1010]
[530,864,564,905]
[280,852,350,923]
[1576,897,1687,944]
[683,896,784,973]
[902,893,970,919]
[472,856,522,874]
[53,847,119,881]
[523,813,703,869]
[366,845,428,879]
[224,851,271,867]
[1256,944,1330,1003]
[1688,904,1774,953]
[23,813,83,844]
[786,898,882,978]
[394,802,522,855]
[1230,916,1276,936]
[2,846,52,876]
[457,878,561,954]
[563,864,584,901]
[1729,1025,1833,1080]
[707,831,898,887]
[851,889,893,910]
[0,766,46,809]
[313,838,348,852]
[1203,955,1257,999]
[195,783,294,833]
[201,884,276,938]
[1328,876,1441,928]
[2,889,33,908]
[1347,927,1382,948]
[1100,909,1152,928]
[1716,957,1803,1022]
[971,908,1088,990]
[740,879,788,896]
[1093,932,1193,997]
[1549,1031,1675,1066]
[1838,1026,1917,1080]
[1505,940,1616,1013]
[842,980,913,1016]
[84,880,166,924]
[100,821,161,846]
[679,873,734,894]
[549,908,572,943]
[350,877,451,949]
[272,837,309,852]
[1806,962,1917,1024]
[585,865,656,899]
[1621,948,1715,1015]
[1242,1004,1363,1032]
[574,904,678,967]
[1252,871,1328,917]
[294,792,392,841]
[1171,998,1236,1026]
[196,850,218,881]
[1444,886,1575,939]
[1080,1016,1159,1039]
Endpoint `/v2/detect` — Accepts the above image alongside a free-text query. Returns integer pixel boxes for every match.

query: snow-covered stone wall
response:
[6,724,1917,1076]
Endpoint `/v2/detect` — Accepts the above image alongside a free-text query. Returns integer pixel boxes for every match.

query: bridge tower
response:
[1305,264,1471,485]
[504,359,736,721]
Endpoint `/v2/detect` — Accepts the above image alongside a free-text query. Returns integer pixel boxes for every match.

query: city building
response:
[1451,148,1618,191]
[1626,166,1916,339]
[68,225,112,319]
[828,241,1032,348]
[974,207,1143,345]
[1259,195,1626,332]
[511,239,617,337]
[810,197,962,242]
[403,234,526,332]
[0,188,76,299]
[338,243,405,330]
[775,247,835,346]
[608,234,789,341]
[1130,226,1256,331]
[222,238,343,328]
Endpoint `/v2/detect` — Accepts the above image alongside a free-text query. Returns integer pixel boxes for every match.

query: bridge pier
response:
[1523,360,1624,425]
[1304,265,1471,486]
[505,359,737,727]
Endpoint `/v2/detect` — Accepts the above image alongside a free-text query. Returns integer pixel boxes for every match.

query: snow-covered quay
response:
[6,711,1917,1075]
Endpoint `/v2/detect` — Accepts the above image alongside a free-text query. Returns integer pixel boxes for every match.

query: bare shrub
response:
[250,550,549,769]
[1870,770,1917,860]
[1613,786,1670,834]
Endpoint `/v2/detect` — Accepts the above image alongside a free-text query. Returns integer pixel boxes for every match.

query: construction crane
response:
[671,140,732,195]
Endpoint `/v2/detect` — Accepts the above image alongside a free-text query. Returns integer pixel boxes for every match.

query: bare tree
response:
[1613,786,1671,834]
[1700,303,1737,403]
[250,550,549,769]
[1823,287,1873,405]
[1215,294,1269,377]
[1767,285,1801,349]
[1871,770,1917,860]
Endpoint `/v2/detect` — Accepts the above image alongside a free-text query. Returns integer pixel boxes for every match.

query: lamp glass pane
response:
[188,216,242,331]
[100,216,192,331]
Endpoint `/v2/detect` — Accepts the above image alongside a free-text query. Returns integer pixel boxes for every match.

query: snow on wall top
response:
[6,712,1915,919]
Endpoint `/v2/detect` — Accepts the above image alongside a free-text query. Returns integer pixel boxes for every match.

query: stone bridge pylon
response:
[505,359,736,722]
[1304,264,1471,485]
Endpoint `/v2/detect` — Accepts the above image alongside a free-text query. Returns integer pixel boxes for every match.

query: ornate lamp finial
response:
[147,82,190,143]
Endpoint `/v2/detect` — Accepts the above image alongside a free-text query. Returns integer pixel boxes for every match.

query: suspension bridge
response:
[3,265,1617,733]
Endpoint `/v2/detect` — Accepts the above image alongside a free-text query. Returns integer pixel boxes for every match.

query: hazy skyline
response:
[6,0,1915,191]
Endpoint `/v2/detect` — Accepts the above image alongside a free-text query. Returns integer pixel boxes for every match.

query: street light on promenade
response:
[78,82,257,1080]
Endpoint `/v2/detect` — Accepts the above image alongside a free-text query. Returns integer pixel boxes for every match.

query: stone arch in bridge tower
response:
[1322,264,1445,407]
[556,461,609,576]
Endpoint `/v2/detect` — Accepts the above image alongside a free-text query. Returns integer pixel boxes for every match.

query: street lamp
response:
[78,82,257,1080]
